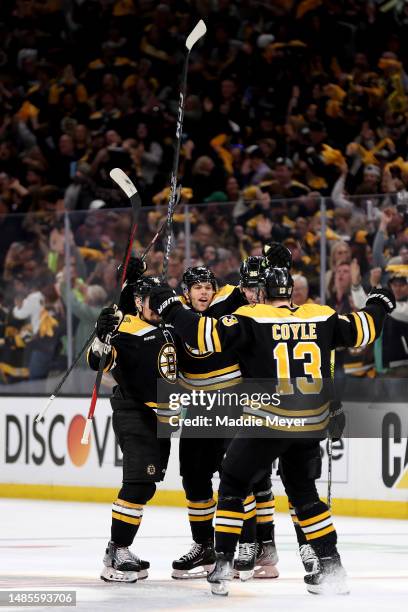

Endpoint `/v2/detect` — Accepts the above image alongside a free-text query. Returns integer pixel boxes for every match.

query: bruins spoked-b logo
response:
[158,342,177,383]
[147,464,156,476]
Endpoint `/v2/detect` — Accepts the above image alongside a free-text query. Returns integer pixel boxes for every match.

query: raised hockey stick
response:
[162,19,206,280]
[81,169,142,444]
[35,191,185,423]
[35,329,96,423]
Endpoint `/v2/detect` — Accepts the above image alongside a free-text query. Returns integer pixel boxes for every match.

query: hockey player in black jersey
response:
[88,276,178,584]
[171,266,246,578]
[149,268,395,596]
[172,250,294,580]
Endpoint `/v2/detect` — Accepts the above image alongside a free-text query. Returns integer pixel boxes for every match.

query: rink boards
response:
[0,397,407,519]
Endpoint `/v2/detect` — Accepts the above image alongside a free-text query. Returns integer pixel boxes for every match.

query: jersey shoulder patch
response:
[220,314,239,327]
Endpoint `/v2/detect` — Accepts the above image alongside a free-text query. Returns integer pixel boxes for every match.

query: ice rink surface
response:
[0,499,407,611]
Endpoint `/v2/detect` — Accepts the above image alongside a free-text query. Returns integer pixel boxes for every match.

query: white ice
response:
[0,499,407,611]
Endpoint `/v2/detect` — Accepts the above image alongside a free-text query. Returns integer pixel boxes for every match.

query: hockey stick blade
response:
[186,20,206,51]
[110,168,137,198]
[110,168,142,214]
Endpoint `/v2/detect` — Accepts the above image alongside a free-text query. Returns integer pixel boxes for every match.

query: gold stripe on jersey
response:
[198,317,206,352]
[352,311,376,347]
[181,364,241,380]
[179,376,243,391]
[118,314,156,336]
[234,303,335,322]
[213,324,222,352]
[197,316,222,353]
[210,284,236,307]
[351,312,363,346]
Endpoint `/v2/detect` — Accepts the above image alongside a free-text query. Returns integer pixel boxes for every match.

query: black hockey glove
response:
[366,287,396,314]
[149,286,181,319]
[262,242,292,269]
[96,306,123,342]
[328,400,345,443]
[117,257,147,284]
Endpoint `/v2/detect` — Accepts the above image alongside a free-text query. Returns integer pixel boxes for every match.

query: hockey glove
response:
[366,287,396,314]
[328,400,346,443]
[117,257,147,284]
[96,306,123,342]
[262,242,292,269]
[149,286,181,318]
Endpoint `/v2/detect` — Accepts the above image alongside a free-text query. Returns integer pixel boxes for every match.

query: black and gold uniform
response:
[88,276,178,582]
[177,284,244,391]
[172,268,246,577]
[150,268,394,594]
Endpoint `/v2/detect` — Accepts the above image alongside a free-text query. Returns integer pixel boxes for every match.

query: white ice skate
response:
[100,541,149,583]
[208,553,234,596]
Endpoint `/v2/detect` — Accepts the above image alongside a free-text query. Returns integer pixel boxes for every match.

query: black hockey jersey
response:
[167,301,387,434]
[177,285,246,390]
[87,314,178,423]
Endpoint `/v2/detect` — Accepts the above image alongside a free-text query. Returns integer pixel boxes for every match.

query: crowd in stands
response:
[0,0,407,387]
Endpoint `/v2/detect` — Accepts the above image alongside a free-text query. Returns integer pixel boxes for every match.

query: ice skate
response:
[305,551,349,595]
[254,541,279,578]
[299,544,319,574]
[100,541,150,583]
[208,552,234,596]
[172,541,216,579]
[233,543,256,581]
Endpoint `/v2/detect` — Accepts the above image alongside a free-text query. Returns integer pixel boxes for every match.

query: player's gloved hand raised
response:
[328,400,345,443]
[149,286,181,318]
[117,257,147,284]
[262,242,292,269]
[96,306,123,342]
[366,287,396,314]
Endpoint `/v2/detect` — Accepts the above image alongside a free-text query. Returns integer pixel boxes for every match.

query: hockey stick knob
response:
[35,395,55,423]
[81,418,93,445]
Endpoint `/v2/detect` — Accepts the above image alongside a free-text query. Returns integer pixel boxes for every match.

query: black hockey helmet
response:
[182,266,218,292]
[262,242,292,270]
[240,256,266,288]
[132,275,163,297]
[264,267,294,299]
